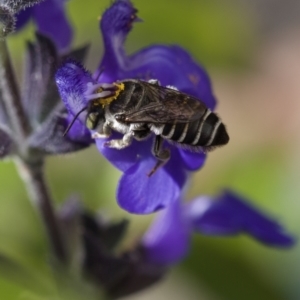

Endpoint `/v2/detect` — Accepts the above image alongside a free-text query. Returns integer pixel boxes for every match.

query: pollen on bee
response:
[98,82,125,107]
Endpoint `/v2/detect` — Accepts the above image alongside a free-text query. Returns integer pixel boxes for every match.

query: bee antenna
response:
[63,106,88,137]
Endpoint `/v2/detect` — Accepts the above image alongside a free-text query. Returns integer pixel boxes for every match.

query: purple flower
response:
[56,0,218,214]
[15,0,72,51]
[142,191,295,265]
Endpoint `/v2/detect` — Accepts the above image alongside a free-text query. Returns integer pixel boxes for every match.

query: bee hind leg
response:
[148,135,170,177]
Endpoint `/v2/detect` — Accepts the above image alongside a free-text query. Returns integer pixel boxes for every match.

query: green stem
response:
[16,157,68,264]
[0,37,67,264]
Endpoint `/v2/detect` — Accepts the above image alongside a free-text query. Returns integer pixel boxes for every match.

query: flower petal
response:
[117,146,186,214]
[95,133,142,172]
[33,0,72,51]
[179,149,206,171]
[117,158,178,214]
[142,199,190,265]
[96,133,188,214]
[66,114,93,144]
[127,46,217,109]
[97,0,139,80]
[187,191,295,247]
[56,60,95,124]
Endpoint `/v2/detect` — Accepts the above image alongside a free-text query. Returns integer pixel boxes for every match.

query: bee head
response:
[86,102,105,130]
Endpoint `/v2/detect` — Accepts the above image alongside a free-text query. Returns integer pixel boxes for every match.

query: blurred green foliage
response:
[1,0,300,300]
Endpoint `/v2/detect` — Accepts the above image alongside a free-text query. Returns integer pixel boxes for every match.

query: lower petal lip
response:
[117,156,181,214]
[188,191,296,248]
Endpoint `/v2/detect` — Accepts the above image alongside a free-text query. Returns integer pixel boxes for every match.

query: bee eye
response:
[86,112,98,129]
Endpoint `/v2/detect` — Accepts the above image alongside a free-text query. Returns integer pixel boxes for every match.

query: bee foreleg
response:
[91,122,112,139]
[148,135,170,177]
[104,131,134,149]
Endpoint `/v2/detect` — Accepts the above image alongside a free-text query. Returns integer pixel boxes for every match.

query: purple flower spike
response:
[188,191,295,247]
[15,0,72,51]
[143,199,190,265]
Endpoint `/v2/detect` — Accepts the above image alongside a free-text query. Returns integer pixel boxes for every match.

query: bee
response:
[64,79,229,176]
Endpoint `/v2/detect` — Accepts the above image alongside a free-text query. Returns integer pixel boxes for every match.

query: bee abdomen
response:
[161,110,229,147]
[192,111,229,147]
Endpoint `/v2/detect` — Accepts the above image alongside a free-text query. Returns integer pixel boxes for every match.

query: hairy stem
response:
[0,39,30,145]
[0,36,67,264]
[16,157,67,264]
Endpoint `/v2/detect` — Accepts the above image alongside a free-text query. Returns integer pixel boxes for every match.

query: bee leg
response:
[91,122,112,139]
[104,131,134,149]
[148,135,170,177]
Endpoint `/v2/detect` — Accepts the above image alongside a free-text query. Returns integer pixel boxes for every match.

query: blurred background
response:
[1,0,300,299]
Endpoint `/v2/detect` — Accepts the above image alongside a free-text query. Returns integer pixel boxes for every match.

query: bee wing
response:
[123,84,207,123]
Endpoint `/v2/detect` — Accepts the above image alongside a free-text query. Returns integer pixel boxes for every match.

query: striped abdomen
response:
[161,109,229,148]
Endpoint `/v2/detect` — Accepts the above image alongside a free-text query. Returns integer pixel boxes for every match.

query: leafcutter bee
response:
[64,79,229,176]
